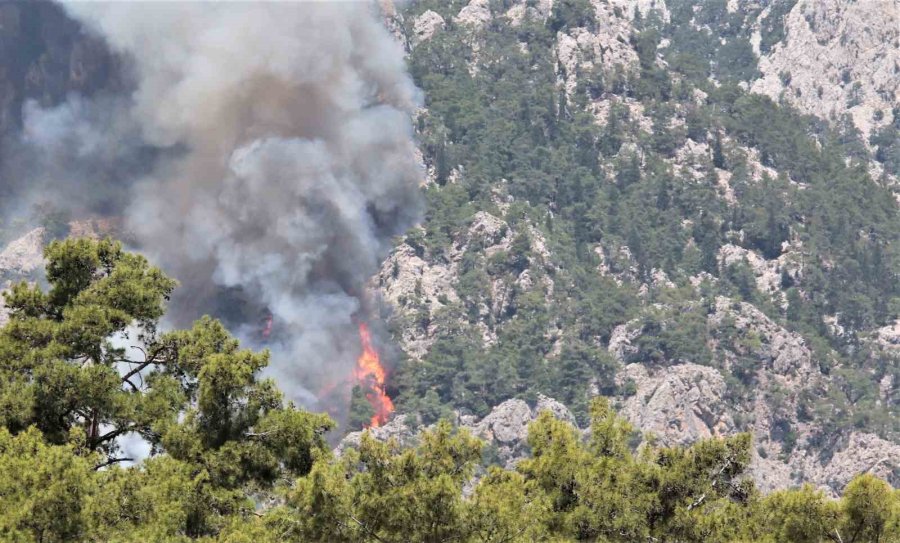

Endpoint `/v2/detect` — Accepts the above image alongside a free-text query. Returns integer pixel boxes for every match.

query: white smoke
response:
[24,2,425,410]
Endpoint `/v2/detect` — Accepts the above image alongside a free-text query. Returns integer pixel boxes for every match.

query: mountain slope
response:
[374,0,900,493]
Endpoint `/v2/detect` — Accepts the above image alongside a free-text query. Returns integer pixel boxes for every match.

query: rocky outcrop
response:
[334,413,418,456]
[752,0,899,139]
[381,0,900,496]
[373,240,459,359]
[615,302,898,495]
[806,433,900,491]
[455,0,492,29]
[709,297,812,375]
[374,208,554,359]
[0,227,46,328]
[608,319,642,362]
[604,295,896,494]
[505,0,553,26]
[555,1,642,96]
[617,362,735,446]
[872,319,900,354]
[717,243,803,304]
[337,395,576,469]
[0,227,44,277]
[412,10,445,45]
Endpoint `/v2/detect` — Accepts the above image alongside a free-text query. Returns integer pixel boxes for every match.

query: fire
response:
[354,323,394,427]
[261,314,273,339]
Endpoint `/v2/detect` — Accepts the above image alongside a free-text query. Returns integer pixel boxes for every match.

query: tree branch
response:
[91,426,131,448]
[94,456,134,470]
[347,513,389,543]
[687,493,706,511]
[122,377,141,393]
[121,359,156,382]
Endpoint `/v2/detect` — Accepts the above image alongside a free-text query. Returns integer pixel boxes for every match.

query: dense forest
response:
[385,0,900,458]
[0,238,896,541]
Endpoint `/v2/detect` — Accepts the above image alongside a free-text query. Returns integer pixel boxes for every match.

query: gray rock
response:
[752,0,899,139]
[455,0,492,29]
[0,228,45,277]
[0,228,47,329]
[412,10,444,45]
[618,363,735,446]
[334,414,417,456]
[336,396,577,470]
[472,398,534,444]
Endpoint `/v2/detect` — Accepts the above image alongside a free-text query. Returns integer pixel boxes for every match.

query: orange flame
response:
[261,314,273,339]
[354,323,394,427]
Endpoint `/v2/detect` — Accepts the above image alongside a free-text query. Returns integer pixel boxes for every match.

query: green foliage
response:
[348,385,376,431]
[631,301,712,366]
[870,110,900,176]
[15,237,885,543]
[397,1,900,442]
[548,0,596,33]
[758,0,798,54]
[2,4,900,538]
[0,427,94,542]
[0,239,334,541]
[285,398,896,543]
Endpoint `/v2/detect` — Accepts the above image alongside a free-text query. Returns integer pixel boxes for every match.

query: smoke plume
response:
[7,2,424,412]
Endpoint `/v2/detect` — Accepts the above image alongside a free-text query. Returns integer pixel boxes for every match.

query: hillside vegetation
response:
[374,0,900,492]
[0,239,896,542]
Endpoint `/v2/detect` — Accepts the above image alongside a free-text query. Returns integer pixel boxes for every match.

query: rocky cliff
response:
[0,1,117,138]
[752,0,898,142]
[370,0,900,495]
[339,394,577,472]
[0,227,45,328]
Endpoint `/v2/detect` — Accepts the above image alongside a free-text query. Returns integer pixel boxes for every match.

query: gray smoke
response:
[2,95,151,220]
[15,2,423,411]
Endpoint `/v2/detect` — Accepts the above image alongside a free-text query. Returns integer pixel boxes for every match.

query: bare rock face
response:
[709,296,814,379]
[618,363,735,446]
[606,295,886,493]
[0,227,46,328]
[455,0,492,29]
[872,319,900,354]
[336,394,577,470]
[505,0,554,26]
[752,0,899,138]
[412,10,445,45]
[555,1,641,96]
[373,240,459,359]
[810,433,900,491]
[608,320,643,362]
[334,414,418,456]
[374,208,554,360]
[751,431,900,496]
[0,227,45,277]
[471,398,535,444]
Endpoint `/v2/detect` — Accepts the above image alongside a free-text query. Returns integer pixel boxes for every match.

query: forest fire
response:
[354,323,394,427]
[261,314,273,339]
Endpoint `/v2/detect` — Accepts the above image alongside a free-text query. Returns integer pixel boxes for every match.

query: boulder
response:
[618,363,735,446]
[412,10,445,45]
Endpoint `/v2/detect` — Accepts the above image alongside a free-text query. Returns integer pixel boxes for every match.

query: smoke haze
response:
[5,2,423,413]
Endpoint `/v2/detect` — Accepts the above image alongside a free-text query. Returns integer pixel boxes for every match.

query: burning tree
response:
[352,323,394,428]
